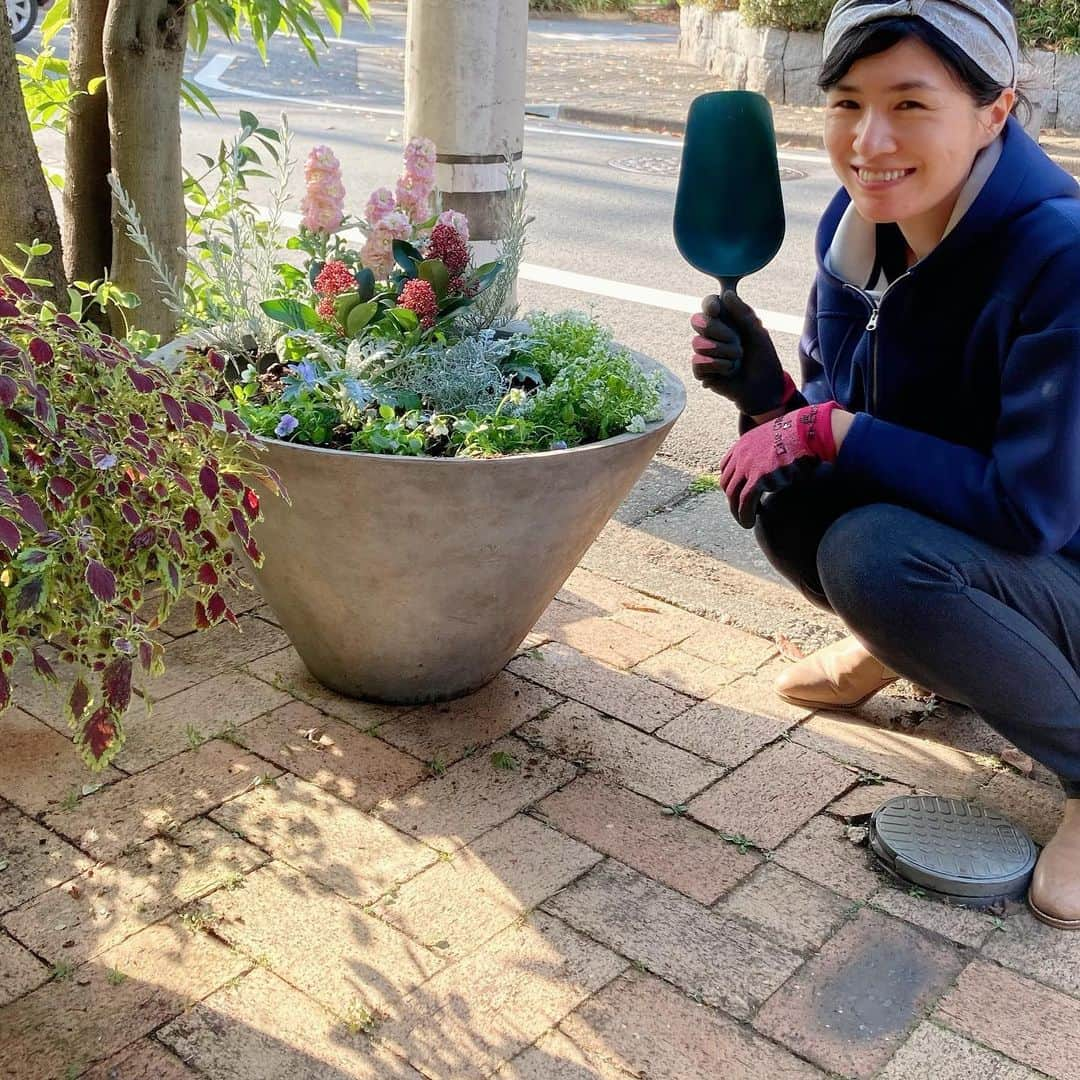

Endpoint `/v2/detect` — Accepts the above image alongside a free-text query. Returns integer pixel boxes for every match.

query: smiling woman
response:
[689,0,1080,931]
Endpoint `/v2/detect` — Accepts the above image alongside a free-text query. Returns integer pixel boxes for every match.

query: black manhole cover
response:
[869,795,1037,908]
[609,155,806,181]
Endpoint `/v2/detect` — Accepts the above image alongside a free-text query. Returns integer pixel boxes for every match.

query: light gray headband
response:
[823,0,1019,88]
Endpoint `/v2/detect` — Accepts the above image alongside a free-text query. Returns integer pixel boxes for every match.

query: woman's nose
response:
[853,111,898,158]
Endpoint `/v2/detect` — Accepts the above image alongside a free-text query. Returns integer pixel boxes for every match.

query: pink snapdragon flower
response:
[300,145,345,234]
[394,136,437,222]
[364,186,396,226]
[360,209,412,278]
[436,209,469,243]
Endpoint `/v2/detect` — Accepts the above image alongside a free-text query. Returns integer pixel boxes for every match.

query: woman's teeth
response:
[857,168,911,183]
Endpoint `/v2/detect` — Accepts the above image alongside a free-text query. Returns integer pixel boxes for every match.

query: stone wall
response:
[679,6,1080,131]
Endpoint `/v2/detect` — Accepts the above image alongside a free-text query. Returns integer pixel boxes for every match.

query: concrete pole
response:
[404,0,528,270]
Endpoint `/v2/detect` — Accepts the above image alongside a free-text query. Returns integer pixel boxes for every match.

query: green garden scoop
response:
[673,91,786,300]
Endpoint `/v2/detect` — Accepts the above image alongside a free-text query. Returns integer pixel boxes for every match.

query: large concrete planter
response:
[245,354,684,704]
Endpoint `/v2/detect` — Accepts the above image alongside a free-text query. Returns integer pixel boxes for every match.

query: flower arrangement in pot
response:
[0,255,278,768]
[125,118,685,703]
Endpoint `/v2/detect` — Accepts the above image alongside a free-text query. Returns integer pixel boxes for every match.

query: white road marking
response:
[192,53,831,166]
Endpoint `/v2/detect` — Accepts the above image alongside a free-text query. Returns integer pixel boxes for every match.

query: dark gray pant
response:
[754,468,1080,795]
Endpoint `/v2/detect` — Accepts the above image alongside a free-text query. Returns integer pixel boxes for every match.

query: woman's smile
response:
[853,166,917,187]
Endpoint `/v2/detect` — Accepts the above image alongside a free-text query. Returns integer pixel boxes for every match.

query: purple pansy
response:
[274,414,299,438]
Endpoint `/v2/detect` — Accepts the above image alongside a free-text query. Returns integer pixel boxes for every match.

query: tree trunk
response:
[0,7,65,300]
[64,0,112,286]
[103,0,187,339]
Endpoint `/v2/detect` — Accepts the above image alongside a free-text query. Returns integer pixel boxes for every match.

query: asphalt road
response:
[24,3,845,584]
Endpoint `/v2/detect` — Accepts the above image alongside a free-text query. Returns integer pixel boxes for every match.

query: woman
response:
[691,0,1080,928]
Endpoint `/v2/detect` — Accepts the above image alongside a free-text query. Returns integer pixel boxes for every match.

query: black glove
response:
[690,291,789,417]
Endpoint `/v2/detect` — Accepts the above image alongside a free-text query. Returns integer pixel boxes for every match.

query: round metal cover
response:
[869,795,1037,904]
[608,155,805,181]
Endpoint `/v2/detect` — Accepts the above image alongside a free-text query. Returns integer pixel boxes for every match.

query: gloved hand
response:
[721,400,840,528]
[690,291,793,416]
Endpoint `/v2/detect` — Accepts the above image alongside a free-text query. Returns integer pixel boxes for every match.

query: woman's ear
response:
[982,86,1017,143]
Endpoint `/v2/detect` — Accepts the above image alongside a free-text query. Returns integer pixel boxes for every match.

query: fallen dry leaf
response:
[1000,748,1034,776]
[776,634,806,662]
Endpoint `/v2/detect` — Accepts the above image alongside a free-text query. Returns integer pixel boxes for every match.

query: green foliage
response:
[1017,0,1080,52]
[688,473,720,494]
[0,262,280,769]
[738,0,832,32]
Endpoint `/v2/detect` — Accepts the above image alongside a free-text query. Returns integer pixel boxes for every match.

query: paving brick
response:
[828,780,914,820]
[158,967,423,1079]
[83,1038,199,1080]
[44,741,277,862]
[774,815,886,900]
[537,775,758,905]
[210,773,436,904]
[755,908,966,1078]
[972,772,1066,846]
[539,970,825,1080]
[632,648,739,699]
[679,623,778,674]
[544,859,802,1020]
[203,860,442,1017]
[533,603,667,669]
[0,930,47,1006]
[0,806,92,913]
[791,712,987,794]
[610,597,712,647]
[520,700,722,805]
[377,673,560,766]
[715,863,851,953]
[379,911,626,1078]
[982,907,1080,1000]
[868,886,996,949]
[373,813,600,959]
[0,917,247,1080]
[497,1028,629,1079]
[508,643,694,733]
[232,700,426,810]
[115,671,292,772]
[3,818,266,965]
[688,741,855,850]
[0,707,124,815]
[657,674,810,767]
[557,568,648,615]
[935,959,1080,1080]
[375,737,576,851]
[245,646,406,729]
[143,615,291,700]
[877,1021,1043,1080]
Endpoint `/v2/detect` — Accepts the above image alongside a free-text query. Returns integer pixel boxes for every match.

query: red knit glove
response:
[720,401,840,528]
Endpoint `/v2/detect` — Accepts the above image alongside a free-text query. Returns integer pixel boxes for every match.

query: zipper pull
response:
[866,307,879,332]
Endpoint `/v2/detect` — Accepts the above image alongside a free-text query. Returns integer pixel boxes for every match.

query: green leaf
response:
[378,403,395,421]
[392,239,422,276]
[345,301,378,337]
[355,267,376,302]
[238,110,259,136]
[180,78,220,118]
[387,306,419,332]
[87,76,106,95]
[40,0,70,46]
[417,259,450,301]
[259,298,325,331]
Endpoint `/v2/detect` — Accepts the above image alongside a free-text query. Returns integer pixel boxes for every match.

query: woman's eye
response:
[829,99,859,110]
[896,100,926,110]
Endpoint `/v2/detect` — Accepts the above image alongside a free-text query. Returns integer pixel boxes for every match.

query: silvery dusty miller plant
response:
[0,275,281,769]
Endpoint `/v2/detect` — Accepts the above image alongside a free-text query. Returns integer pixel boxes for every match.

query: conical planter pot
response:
[245,353,684,704]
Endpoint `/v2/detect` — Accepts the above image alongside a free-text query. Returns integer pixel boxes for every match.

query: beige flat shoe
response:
[1029,799,1080,930]
[775,635,898,710]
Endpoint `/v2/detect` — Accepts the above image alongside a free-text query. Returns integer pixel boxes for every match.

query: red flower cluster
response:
[398,278,439,329]
[313,260,355,297]
[316,296,338,320]
[426,223,469,276]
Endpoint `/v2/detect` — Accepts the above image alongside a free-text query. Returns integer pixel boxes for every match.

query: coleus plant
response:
[0,274,281,769]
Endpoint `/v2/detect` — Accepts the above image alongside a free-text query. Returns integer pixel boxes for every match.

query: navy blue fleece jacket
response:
[801,117,1080,558]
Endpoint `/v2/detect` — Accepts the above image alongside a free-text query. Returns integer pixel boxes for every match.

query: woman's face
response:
[824,36,1014,253]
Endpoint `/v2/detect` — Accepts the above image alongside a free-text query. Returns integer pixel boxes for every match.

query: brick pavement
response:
[1,562,1073,1079]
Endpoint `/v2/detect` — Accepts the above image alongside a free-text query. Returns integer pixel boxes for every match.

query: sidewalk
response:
[1,24,1078,1080]
[526,27,1080,175]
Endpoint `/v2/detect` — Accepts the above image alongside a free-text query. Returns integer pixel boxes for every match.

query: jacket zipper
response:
[842,272,910,414]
